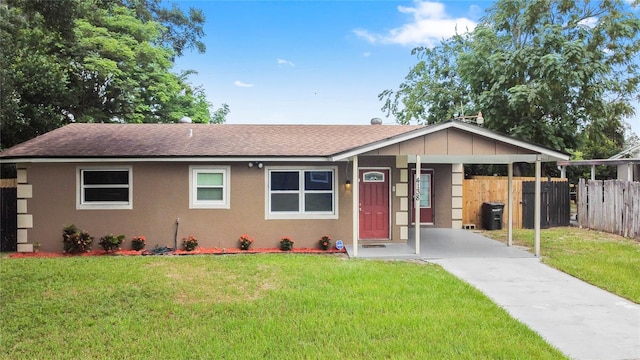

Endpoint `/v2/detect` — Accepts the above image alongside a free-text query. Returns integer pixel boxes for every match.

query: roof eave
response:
[0,156,337,164]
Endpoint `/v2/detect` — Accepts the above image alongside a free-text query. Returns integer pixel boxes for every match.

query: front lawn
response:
[0,255,565,359]
[482,227,640,303]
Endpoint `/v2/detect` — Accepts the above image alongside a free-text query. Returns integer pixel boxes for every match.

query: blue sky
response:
[173,0,640,136]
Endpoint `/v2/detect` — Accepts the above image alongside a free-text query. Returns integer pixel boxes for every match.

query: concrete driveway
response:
[348,229,640,360]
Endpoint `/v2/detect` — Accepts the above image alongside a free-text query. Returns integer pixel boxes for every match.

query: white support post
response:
[591,165,596,180]
[628,163,633,182]
[352,156,359,257]
[415,156,421,255]
[534,158,541,257]
[507,163,513,247]
[560,165,566,179]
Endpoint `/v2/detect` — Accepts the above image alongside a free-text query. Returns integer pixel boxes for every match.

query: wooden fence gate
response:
[522,181,570,229]
[1,187,17,252]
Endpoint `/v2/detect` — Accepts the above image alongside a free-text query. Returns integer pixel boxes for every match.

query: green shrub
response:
[280,236,294,251]
[62,224,93,253]
[98,234,125,252]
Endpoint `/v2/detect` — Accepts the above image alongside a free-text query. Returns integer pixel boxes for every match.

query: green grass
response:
[0,255,565,359]
[482,227,640,303]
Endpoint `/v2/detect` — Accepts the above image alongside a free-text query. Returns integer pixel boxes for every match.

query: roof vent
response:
[179,116,192,123]
[370,117,383,125]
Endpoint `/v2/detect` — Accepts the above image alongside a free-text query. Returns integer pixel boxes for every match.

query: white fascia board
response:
[557,158,640,166]
[609,144,640,159]
[408,154,541,164]
[0,156,333,164]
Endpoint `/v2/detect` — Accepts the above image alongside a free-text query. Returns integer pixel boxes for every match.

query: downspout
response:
[174,217,180,250]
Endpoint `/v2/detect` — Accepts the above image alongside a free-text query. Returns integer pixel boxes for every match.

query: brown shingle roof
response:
[0,123,425,159]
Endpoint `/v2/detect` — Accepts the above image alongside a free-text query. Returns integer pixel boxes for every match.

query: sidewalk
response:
[430,257,640,360]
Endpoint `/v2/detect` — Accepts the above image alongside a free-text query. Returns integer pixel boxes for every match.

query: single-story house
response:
[557,143,640,181]
[0,120,569,255]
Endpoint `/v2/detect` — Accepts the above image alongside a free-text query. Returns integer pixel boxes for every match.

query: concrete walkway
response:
[348,229,640,360]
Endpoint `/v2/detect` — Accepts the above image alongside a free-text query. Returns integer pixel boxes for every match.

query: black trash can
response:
[482,202,504,230]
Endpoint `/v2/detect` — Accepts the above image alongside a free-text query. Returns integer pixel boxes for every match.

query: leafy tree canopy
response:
[0,0,226,150]
[380,0,640,154]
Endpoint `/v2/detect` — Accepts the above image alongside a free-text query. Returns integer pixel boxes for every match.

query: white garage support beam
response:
[534,158,541,257]
[352,156,359,257]
[415,155,421,255]
[507,163,513,247]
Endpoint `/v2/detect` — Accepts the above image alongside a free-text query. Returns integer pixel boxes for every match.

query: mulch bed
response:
[8,247,347,259]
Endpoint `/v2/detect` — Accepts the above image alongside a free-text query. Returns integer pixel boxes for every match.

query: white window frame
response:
[76,166,133,210]
[189,166,230,209]
[265,166,338,220]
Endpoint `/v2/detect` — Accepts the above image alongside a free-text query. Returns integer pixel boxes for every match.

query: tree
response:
[381,0,640,154]
[0,0,226,150]
[123,0,206,57]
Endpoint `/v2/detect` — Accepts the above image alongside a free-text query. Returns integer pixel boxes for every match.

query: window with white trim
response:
[267,168,337,219]
[189,166,230,209]
[77,167,132,210]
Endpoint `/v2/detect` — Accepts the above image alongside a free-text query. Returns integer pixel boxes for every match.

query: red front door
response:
[411,169,434,224]
[359,169,390,240]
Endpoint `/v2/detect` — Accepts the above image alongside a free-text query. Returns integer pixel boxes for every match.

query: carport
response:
[334,121,570,258]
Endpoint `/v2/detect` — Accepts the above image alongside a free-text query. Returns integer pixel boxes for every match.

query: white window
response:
[363,171,385,182]
[189,166,230,209]
[266,167,338,219]
[77,166,133,210]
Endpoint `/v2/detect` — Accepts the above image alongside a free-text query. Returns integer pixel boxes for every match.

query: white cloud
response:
[277,58,295,66]
[354,1,477,47]
[362,52,371,57]
[234,80,254,88]
[578,17,598,28]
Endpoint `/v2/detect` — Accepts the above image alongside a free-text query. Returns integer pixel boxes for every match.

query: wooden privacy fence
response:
[577,179,640,239]
[463,176,567,229]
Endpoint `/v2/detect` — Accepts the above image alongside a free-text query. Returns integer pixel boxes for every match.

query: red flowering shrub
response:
[318,235,332,250]
[131,236,146,251]
[182,235,198,251]
[280,236,294,251]
[239,234,254,250]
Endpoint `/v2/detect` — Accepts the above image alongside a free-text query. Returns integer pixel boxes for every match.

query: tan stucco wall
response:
[26,162,355,252]
[25,156,455,252]
[432,164,453,227]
